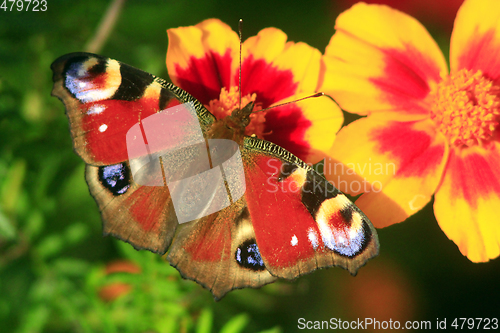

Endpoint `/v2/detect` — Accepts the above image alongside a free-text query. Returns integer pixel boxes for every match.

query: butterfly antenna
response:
[254,92,325,113]
[238,19,243,110]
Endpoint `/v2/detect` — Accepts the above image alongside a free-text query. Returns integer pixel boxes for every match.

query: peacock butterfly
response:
[51,52,379,300]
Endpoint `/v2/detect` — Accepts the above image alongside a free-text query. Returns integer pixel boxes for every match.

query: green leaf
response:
[154,315,178,333]
[21,90,43,122]
[17,305,50,333]
[53,258,90,276]
[219,314,250,333]
[0,208,16,239]
[257,326,282,333]
[0,159,26,215]
[36,234,64,259]
[24,209,44,240]
[196,307,213,333]
[64,222,89,244]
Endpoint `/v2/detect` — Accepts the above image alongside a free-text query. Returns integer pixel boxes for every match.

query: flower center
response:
[429,69,500,147]
[207,86,266,138]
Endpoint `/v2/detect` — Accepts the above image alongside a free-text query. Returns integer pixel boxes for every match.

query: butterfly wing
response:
[167,197,277,300]
[51,52,215,166]
[241,137,379,278]
[51,52,215,253]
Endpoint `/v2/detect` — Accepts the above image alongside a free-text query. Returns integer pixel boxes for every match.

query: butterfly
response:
[51,52,379,300]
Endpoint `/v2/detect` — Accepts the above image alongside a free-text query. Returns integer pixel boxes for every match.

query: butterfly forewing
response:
[51,52,215,165]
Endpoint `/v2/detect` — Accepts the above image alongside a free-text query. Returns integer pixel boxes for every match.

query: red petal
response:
[263,103,312,161]
[325,117,448,227]
[440,145,500,207]
[174,50,233,105]
[434,143,500,261]
[370,46,444,115]
[450,0,500,82]
[371,119,446,176]
[166,19,239,105]
[321,3,447,117]
[239,55,298,108]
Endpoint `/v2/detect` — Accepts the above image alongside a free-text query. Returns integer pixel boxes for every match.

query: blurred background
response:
[1,0,499,332]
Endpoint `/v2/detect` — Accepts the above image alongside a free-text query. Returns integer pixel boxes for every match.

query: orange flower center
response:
[429,69,500,147]
[207,86,267,138]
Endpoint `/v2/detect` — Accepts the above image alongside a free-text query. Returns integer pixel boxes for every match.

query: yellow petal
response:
[450,0,500,79]
[325,116,448,227]
[242,28,322,94]
[273,42,322,93]
[434,144,500,262]
[300,96,343,162]
[197,19,240,56]
[242,28,288,64]
[267,93,343,163]
[321,3,448,116]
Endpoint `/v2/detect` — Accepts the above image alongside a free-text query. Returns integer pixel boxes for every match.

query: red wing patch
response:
[242,138,379,278]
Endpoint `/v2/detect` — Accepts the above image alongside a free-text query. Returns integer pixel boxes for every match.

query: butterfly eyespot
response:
[235,239,266,271]
[339,207,353,225]
[98,163,131,196]
[320,209,372,258]
[323,227,365,257]
[64,57,121,103]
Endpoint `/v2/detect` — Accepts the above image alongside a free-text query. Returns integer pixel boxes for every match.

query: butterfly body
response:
[205,102,253,144]
[52,52,379,300]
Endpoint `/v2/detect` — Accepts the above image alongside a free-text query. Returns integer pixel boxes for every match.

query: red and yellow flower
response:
[321,0,500,262]
[166,19,343,163]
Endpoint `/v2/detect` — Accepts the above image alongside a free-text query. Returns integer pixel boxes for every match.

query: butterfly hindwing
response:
[85,162,177,254]
[167,197,277,300]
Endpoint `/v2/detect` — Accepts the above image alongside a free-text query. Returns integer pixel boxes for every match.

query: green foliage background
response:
[1,0,499,332]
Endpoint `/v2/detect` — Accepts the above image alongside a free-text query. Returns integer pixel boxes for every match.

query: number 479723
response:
[451,318,499,330]
[1,0,47,11]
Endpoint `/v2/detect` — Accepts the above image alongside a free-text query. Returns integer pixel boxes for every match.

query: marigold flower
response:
[320,0,500,262]
[166,19,343,163]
